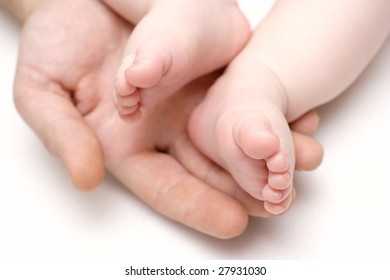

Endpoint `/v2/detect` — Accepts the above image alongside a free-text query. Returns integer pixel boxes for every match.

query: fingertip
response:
[293,132,324,171]
[66,154,105,192]
[209,203,249,239]
[59,123,105,191]
[191,195,249,239]
[305,142,324,171]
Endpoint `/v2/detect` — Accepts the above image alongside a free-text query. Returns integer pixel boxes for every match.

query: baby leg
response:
[104,0,250,121]
[189,63,295,215]
[189,0,390,214]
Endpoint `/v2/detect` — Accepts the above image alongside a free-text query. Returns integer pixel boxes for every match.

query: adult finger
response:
[169,134,272,218]
[290,110,320,135]
[292,131,324,171]
[290,110,324,170]
[109,151,249,239]
[14,68,105,191]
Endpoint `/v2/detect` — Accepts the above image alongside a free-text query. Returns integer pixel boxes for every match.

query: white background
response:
[1,0,389,260]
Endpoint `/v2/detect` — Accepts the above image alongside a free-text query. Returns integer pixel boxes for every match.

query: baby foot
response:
[188,66,295,215]
[114,0,250,121]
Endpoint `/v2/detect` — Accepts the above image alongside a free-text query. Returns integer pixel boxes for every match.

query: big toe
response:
[233,113,280,160]
[125,46,168,89]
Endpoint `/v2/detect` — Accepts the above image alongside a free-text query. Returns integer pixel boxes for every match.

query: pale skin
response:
[101,0,251,121]
[3,0,323,238]
[101,0,389,214]
[189,0,390,214]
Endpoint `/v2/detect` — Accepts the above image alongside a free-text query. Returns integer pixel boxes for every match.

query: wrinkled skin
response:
[13,0,323,238]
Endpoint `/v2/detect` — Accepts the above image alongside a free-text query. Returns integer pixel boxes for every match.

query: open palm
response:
[13,0,323,238]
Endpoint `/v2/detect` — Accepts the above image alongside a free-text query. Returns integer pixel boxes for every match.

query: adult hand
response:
[13,0,323,238]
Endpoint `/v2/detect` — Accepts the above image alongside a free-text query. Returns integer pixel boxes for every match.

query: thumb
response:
[14,76,104,191]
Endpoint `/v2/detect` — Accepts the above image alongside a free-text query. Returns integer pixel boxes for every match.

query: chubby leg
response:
[103,0,250,121]
[189,62,295,215]
[189,0,389,215]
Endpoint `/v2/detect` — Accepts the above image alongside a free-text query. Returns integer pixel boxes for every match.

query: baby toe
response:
[117,91,140,108]
[115,75,136,97]
[233,115,280,160]
[268,171,291,190]
[267,152,290,173]
[262,184,291,204]
[264,192,293,215]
